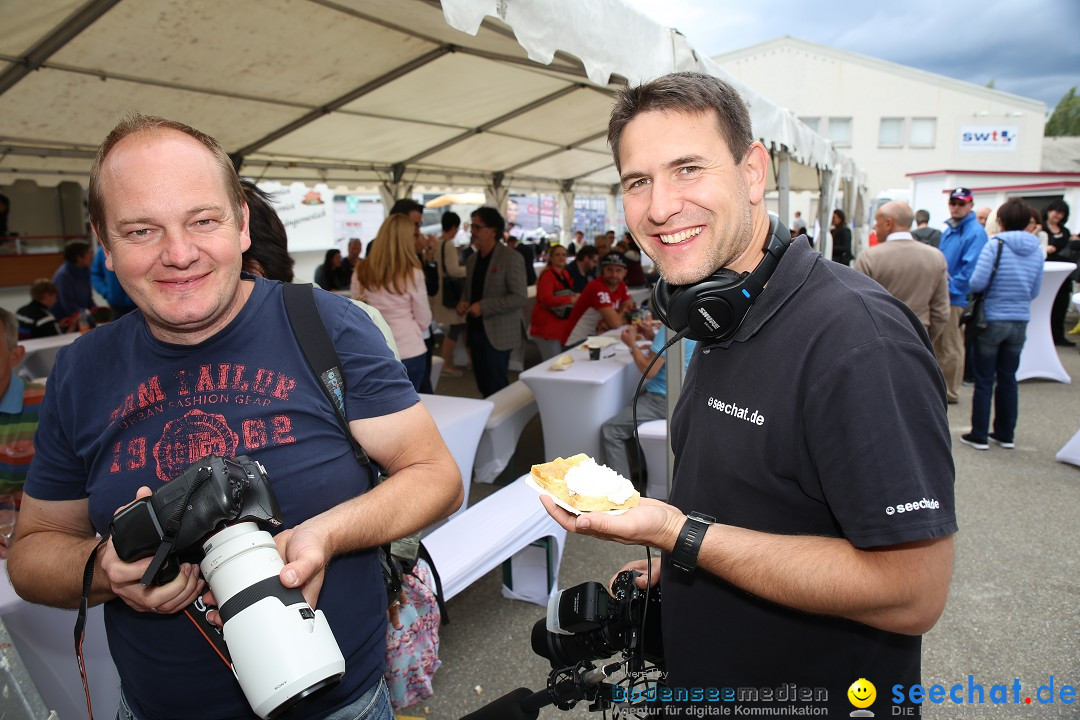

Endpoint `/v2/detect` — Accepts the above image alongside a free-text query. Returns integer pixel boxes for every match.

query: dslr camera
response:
[110,455,345,720]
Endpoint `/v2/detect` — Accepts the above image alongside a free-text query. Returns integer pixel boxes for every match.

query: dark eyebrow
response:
[619,155,710,185]
[667,154,709,168]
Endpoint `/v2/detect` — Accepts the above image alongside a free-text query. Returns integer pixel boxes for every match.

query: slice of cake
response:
[531,454,640,512]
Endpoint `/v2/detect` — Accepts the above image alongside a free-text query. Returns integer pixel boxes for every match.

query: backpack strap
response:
[282,282,371,466]
[417,541,450,625]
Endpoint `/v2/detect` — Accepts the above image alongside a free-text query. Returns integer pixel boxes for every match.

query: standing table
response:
[519,333,644,460]
[2,559,120,719]
[1017,261,1076,383]
[16,333,79,380]
[419,394,493,512]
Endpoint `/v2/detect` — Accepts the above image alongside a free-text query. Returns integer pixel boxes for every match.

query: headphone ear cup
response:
[651,280,675,329]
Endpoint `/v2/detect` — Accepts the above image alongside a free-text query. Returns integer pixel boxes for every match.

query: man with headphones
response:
[539,72,955,716]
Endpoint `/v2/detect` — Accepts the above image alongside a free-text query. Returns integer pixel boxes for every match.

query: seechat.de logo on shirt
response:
[885,497,940,516]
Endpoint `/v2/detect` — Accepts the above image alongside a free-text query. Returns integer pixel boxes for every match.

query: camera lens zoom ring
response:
[217,576,308,625]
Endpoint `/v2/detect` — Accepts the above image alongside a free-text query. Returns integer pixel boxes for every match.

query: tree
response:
[1045,87,1080,136]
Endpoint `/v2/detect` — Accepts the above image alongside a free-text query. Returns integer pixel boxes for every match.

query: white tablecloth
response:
[16,332,79,380]
[423,475,566,605]
[629,286,652,307]
[2,559,120,719]
[637,418,670,501]
[472,381,537,485]
[1017,261,1076,383]
[519,332,644,460]
[419,394,493,511]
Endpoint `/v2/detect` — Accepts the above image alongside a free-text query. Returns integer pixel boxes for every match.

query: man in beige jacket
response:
[855,201,950,344]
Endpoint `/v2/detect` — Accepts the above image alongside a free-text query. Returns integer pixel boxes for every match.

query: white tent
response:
[0,0,866,251]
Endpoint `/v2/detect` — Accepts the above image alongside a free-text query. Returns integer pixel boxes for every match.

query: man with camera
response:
[8,114,462,720]
[540,73,955,716]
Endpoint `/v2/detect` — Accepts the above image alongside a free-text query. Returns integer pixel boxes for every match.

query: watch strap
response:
[670,513,714,573]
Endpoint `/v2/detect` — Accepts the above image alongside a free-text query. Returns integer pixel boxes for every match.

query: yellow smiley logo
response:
[847,678,876,709]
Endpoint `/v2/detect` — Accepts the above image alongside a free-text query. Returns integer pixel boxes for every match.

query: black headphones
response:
[651,214,792,342]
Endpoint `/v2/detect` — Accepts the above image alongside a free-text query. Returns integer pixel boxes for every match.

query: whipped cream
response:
[564,459,635,504]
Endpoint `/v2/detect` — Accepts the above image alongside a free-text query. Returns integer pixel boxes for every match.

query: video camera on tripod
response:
[462,569,664,720]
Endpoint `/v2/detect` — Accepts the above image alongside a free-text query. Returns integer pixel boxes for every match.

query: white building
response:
[714,37,1047,224]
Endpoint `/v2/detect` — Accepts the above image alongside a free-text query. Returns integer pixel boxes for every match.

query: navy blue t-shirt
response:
[26,276,417,720]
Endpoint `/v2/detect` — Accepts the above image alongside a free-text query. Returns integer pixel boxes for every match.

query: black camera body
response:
[111,455,281,585]
[532,570,664,671]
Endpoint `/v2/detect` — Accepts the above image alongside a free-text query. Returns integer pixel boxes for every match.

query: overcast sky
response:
[626,0,1079,113]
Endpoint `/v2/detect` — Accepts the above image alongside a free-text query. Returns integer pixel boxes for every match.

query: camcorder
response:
[110,455,345,720]
[462,569,665,720]
[533,569,664,672]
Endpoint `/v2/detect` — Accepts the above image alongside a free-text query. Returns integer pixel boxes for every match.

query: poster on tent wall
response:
[333,195,385,253]
[257,181,335,252]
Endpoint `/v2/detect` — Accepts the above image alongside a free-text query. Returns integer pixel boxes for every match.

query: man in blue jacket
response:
[935,187,988,403]
[90,244,136,319]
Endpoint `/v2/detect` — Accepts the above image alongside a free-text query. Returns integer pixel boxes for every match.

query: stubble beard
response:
[652,203,755,287]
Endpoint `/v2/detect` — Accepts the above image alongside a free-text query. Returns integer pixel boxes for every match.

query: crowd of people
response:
[0,68,1077,720]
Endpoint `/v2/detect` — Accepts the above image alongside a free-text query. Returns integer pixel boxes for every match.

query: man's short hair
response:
[997,199,1033,232]
[88,113,244,243]
[389,198,424,218]
[575,245,599,262]
[915,209,931,225]
[471,206,505,239]
[0,308,16,352]
[63,239,91,264]
[608,71,754,172]
[441,211,461,232]
[30,278,58,303]
[241,180,295,283]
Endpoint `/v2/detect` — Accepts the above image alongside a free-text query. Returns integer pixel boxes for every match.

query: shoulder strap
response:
[282,283,371,466]
[282,283,404,608]
[551,268,573,291]
[417,541,450,625]
[986,238,1005,289]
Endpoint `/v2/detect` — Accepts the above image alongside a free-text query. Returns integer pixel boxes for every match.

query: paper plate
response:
[525,476,629,516]
[583,335,618,349]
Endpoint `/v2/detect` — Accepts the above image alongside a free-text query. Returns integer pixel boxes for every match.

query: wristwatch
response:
[670,512,715,573]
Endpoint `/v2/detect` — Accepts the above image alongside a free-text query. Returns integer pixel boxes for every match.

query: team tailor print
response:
[107,362,301,482]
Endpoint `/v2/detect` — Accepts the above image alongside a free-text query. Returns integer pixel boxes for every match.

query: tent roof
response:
[0,0,862,194]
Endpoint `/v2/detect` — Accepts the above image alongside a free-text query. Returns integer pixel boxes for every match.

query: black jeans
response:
[466,322,510,397]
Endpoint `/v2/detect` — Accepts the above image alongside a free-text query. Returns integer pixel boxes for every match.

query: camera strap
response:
[282,282,372,466]
[76,534,110,720]
[142,465,213,586]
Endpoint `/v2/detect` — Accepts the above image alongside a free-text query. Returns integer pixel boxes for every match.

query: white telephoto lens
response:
[201,522,345,720]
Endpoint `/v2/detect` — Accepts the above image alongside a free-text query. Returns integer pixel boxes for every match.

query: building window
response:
[878,118,904,147]
[800,116,820,132]
[827,117,852,147]
[910,118,936,148]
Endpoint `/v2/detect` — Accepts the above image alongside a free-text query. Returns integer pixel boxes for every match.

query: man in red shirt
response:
[562,251,634,347]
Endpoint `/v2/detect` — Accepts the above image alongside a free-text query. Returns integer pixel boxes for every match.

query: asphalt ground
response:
[402,334,1080,720]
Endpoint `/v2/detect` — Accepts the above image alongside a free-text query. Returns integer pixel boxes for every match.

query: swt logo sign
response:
[959,125,1018,152]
